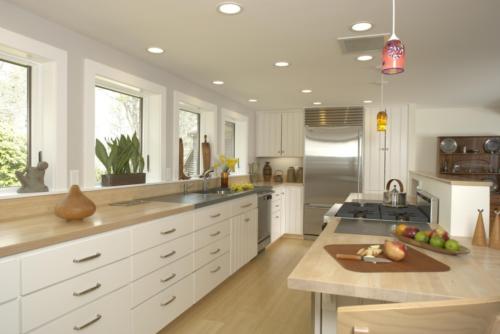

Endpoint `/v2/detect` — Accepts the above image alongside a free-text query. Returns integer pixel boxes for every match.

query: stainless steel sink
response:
[194,189,233,196]
[109,199,151,207]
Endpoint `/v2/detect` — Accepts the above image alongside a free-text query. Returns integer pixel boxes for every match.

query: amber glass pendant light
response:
[377,111,388,132]
[382,0,406,75]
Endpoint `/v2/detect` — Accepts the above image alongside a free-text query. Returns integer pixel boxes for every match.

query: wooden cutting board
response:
[324,244,450,273]
[202,135,211,174]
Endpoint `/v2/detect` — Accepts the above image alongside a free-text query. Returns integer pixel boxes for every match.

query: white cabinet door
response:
[363,105,410,193]
[256,112,282,157]
[243,208,258,263]
[230,209,258,274]
[0,299,19,334]
[284,186,304,235]
[281,111,304,157]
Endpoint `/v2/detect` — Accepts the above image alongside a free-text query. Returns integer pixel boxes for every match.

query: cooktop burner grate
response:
[335,202,429,223]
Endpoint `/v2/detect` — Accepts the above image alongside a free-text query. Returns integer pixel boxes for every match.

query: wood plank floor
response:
[159,238,314,334]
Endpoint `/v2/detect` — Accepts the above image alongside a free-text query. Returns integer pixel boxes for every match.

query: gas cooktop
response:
[335,202,429,223]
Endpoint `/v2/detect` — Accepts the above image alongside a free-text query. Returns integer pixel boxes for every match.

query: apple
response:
[403,226,419,239]
[395,224,407,236]
[383,240,407,261]
[430,227,449,242]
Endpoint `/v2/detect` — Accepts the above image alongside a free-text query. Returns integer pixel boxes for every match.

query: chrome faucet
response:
[201,168,214,193]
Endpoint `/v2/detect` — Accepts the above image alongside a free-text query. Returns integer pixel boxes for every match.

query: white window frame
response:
[83,59,166,188]
[0,27,67,195]
[220,108,249,175]
[173,91,217,180]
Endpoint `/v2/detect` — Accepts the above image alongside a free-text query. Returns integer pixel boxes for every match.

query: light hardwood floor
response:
[159,238,314,334]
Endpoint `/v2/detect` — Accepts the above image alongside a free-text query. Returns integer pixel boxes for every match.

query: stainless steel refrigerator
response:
[303,124,363,238]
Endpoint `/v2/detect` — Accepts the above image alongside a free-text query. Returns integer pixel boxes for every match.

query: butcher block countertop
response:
[0,201,193,258]
[288,218,500,303]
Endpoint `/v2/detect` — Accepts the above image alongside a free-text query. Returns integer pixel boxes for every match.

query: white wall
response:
[0,0,256,184]
[411,107,500,173]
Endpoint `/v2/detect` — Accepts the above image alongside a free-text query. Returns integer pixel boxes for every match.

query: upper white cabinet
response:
[363,105,411,193]
[256,111,304,157]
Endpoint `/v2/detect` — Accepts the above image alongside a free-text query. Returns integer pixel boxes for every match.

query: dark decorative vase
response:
[101,173,146,187]
[221,171,229,189]
[263,162,272,182]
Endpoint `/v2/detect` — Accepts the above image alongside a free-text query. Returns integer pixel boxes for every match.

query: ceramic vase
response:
[55,185,96,221]
[221,171,229,189]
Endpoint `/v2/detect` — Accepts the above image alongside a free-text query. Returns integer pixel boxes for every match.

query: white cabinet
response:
[0,257,19,304]
[282,111,305,157]
[256,112,282,157]
[256,111,304,157]
[0,299,19,334]
[284,186,304,235]
[363,105,410,193]
[230,208,258,274]
[194,253,230,302]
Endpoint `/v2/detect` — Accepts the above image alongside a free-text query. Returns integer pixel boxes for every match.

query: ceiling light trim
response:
[217,2,243,15]
[351,22,373,32]
[147,46,164,54]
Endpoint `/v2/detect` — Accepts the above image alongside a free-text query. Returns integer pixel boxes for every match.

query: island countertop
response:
[288,217,500,303]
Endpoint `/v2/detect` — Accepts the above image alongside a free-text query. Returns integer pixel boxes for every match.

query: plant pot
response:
[101,173,146,187]
[221,171,229,189]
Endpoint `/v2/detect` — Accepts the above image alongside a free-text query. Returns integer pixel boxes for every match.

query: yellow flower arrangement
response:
[213,155,239,172]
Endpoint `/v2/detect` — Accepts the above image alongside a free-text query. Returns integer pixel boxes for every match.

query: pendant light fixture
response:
[382,0,405,75]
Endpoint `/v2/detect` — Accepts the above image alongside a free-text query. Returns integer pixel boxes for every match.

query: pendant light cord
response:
[392,0,396,34]
[380,74,384,106]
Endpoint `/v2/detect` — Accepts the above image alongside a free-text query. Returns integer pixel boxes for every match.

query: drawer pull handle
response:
[275,216,280,219]
[73,282,101,296]
[210,266,221,273]
[161,296,177,307]
[241,203,252,208]
[73,252,101,263]
[73,314,102,331]
[210,213,221,218]
[160,228,177,235]
[275,205,279,207]
[210,231,221,237]
[210,248,221,255]
[244,218,251,222]
[160,250,177,259]
[160,273,177,283]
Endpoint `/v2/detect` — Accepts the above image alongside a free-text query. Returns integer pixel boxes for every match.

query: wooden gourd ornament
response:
[472,209,488,247]
[489,210,500,250]
[55,185,96,221]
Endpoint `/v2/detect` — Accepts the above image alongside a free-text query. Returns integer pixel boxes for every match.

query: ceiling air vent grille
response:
[305,107,364,127]
[337,33,389,54]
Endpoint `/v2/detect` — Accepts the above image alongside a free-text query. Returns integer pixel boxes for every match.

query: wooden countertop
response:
[0,201,193,258]
[410,170,492,187]
[288,218,500,303]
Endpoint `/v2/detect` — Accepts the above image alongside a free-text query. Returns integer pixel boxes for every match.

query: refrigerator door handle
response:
[357,131,362,194]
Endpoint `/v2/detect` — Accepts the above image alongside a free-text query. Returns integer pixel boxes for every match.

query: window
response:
[0,58,31,188]
[179,109,201,177]
[224,121,236,158]
[94,85,143,181]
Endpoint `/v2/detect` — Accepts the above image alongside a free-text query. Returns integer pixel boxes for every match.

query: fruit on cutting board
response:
[395,224,407,236]
[414,231,429,243]
[356,245,383,257]
[430,236,446,248]
[445,239,460,251]
[403,226,419,239]
[383,240,407,261]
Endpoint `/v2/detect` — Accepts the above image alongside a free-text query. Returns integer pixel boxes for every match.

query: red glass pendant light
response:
[382,0,405,75]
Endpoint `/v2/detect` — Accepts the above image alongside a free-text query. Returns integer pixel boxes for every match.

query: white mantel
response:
[409,170,491,237]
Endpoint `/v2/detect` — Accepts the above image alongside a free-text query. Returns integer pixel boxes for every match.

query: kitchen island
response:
[288,195,500,333]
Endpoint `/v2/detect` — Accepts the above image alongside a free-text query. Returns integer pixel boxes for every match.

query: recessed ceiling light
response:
[274,61,290,67]
[301,89,312,94]
[217,2,243,15]
[313,102,322,105]
[363,100,373,104]
[357,55,373,62]
[147,47,164,54]
[212,80,224,85]
[248,99,258,102]
[351,22,373,32]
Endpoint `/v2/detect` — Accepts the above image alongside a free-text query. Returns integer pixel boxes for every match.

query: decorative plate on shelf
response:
[484,138,500,154]
[440,138,458,154]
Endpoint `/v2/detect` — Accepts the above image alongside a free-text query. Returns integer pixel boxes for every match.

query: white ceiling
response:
[8,0,500,110]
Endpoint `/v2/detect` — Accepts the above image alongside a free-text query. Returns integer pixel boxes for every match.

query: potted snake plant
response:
[95,133,146,186]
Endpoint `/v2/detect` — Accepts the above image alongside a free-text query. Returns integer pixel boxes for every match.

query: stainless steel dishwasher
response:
[257,191,273,252]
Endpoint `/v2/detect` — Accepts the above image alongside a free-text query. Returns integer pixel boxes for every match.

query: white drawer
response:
[22,258,130,333]
[194,253,230,302]
[21,229,130,294]
[0,299,19,334]
[0,257,19,304]
[231,195,257,215]
[133,274,194,334]
[29,286,131,334]
[131,211,193,254]
[132,233,193,280]
[194,220,230,250]
[194,236,230,271]
[194,202,232,230]
[132,254,193,308]
[272,200,282,213]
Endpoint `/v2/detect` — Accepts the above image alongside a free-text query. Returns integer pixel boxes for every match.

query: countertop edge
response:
[410,170,493,187]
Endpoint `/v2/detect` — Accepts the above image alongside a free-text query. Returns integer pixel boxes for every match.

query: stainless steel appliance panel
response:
[258,193,272,252]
